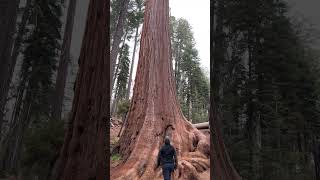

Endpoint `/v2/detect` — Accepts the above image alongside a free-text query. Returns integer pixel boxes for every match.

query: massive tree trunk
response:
[110,0,130,90]
[111,0,210,179]
[52,0,77,121]
[211,0,242,179]
[50,0,108,179]
[0,0,19,134]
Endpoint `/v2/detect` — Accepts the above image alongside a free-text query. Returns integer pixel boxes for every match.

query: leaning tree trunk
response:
[0,0,19,133]
[313,141,320,180]
[52,0,77,121]
[126,25,140,100]
[110,0,130,90]
[49,0,108,179]
[111,0,210,179]
[0,91,32,174]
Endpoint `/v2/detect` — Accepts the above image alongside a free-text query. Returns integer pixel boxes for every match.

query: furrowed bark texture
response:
[111,0,210,179]
[50,0,109,179]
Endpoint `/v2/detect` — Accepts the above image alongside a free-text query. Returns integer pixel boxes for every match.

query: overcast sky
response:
[286,0,320,48]
[170,0,210,75]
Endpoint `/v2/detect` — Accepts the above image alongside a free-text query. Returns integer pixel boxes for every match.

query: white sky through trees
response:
[169,0,210,75]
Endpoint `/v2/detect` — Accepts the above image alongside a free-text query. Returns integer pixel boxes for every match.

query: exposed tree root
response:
[111,120,210,180]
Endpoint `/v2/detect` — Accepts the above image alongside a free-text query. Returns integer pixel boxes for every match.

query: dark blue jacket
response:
[157,144,177,166]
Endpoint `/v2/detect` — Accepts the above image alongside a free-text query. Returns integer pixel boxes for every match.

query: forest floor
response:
[110,117,123,168]
[110,117,210,179]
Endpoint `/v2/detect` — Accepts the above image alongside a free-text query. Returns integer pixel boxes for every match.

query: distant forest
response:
[212,0,320,179]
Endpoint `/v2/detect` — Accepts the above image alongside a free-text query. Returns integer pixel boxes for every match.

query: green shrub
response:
[111,153,122,162]
[21,120,64,179]
[117,99,130,116]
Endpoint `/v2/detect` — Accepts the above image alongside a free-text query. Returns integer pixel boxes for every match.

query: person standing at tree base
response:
[155,136,178,180]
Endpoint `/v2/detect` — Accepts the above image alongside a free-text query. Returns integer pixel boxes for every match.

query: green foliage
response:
[116,44,130,100]
[22,120,64,179]
[111,0,145,42]
[111,153,122,162]
[117,99,130,116]
[111,0,144,115]
[213,0,320,179]
[21,0,62,120]
[2,0,63,178]
[170,17,209,123]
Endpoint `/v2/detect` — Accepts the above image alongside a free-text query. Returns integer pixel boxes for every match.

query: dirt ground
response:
[110,117,122,142]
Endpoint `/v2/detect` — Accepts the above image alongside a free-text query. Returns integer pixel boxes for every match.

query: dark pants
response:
[162,163,174,180]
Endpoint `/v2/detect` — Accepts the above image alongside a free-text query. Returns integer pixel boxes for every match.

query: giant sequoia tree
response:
[111,0,211,179]
[50,0,108,179]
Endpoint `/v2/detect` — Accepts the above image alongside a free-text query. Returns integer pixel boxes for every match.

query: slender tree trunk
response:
[174,42,181,94]
[111,30,128,91]
[0,87,32,174]
[50,0,108,179]
[2,0,32,127]
[212,0,224,115]
[247,32,261,180]
[117,112,128,137]
[111,1,210,179]
[187,82,192,121]
[111,83,120,116]
[52,0,77,121]
[0,0,32,137]
[0,0,20,134]
[111,31,128,115]
[110,0,130,90]
[313,140,320,180]
[126,25,140,100]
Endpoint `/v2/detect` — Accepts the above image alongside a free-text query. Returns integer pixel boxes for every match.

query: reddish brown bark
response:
[52,0,77,121]
[50,0,109,179]
[111,0,210,179]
